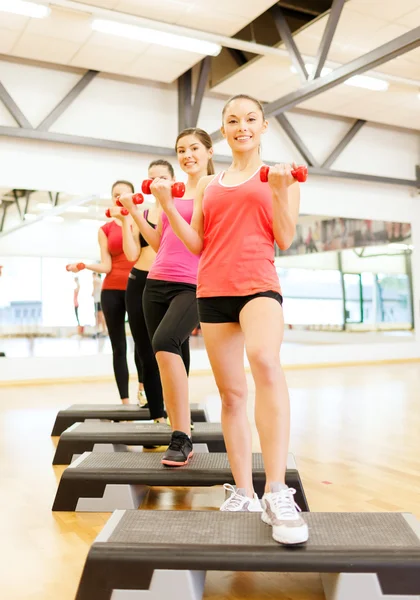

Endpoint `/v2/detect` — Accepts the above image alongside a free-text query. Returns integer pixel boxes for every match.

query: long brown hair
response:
[222,94,265,121]
[175,128,215,175]
[111,180,134,194]
[148,159,175,178]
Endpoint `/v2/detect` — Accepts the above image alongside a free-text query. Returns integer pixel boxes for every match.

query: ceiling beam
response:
[322,119,366,168]
[0,126,176,156]
[227,48,248,67]
[178,70,192,132]
[312,0,346,79]
[308,167,416,187]
[24,190,32,214]
[276,2,321,17]
[0,193,98,239]
[191,57,211,128]
[265,25,420,117]
[37,70,98,132]
[12,190,23,220]
[0,203,9,233]
[270,5,308,82]
[275,114,320,167]
[0,82,32,129]
[210,25,420,142]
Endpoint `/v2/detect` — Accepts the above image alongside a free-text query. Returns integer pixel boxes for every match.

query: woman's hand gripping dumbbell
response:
[260,164,308,184]
[141,179,185,197]
[66,262,85,272]
[106,193,144,217]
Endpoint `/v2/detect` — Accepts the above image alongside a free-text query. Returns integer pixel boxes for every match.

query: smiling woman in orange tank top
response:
[155,94,309,547]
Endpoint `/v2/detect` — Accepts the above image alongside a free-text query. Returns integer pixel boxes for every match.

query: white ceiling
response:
[212,0,420,131]
[0,0,277,83]
[0,0,418,129]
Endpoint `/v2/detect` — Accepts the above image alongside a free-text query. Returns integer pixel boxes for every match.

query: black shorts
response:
[94,302,102,312]
[197,291,283,324]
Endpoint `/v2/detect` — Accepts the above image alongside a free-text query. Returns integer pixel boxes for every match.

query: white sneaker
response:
[261,483,309,545]
[220,484,263,512]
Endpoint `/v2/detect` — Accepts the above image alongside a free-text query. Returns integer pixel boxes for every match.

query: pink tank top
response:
[148,198,198,286]
[197,168,281,297]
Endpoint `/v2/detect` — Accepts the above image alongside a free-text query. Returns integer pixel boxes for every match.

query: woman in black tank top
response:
[138,210,156,248]
[112,160,190,422]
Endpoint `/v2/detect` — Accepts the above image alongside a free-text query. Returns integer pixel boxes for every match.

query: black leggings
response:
[101,289,142,400]
[143,279,198,370]
[126,269,165,419]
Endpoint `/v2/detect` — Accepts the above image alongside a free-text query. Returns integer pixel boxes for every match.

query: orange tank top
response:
[197,167,281,298]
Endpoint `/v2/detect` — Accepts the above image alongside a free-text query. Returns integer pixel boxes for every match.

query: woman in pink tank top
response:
[157,95,308,546]
[119,128,214,467]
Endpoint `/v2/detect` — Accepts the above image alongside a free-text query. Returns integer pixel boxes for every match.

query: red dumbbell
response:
[66,262,85,272]
[260,165,308,183]
[141,180,185,198]
[116,193,144,207]
[105,208,129,218]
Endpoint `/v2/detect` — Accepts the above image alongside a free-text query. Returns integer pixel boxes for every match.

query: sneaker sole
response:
[161,450,194,467]
[262,512,309,545]
[272,527,309,545]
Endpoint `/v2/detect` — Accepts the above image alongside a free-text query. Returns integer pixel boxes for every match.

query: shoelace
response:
[169,434,188,452]
[222,484,247,509]
[270,488,301,519]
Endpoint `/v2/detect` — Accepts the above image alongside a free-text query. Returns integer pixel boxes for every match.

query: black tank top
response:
[139,209,157,248]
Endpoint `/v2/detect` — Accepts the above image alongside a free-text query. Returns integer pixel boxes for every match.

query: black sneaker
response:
[161,431,193,467]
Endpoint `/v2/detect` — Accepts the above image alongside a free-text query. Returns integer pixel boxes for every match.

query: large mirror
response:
[0,194,414,359]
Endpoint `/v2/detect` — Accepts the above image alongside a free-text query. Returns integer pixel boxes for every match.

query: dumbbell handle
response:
[66,262,85,272]
[116,193,144,207]
[141,180,185,198]
[260,165,307,183]
[105,208,129,218]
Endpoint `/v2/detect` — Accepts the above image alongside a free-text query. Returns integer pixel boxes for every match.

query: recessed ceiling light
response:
[92,18,222,56]
[344,75,389,92]
[0,0,50,18]
[290,64,389,91]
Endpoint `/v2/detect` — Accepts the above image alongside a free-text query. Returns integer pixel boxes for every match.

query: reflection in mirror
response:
[275,215,414,341]
[0,186,155,358]
[0,203,415,358]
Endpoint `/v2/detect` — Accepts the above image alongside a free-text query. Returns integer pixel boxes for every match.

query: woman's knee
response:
[247,347,280,383]
[219,386,247,412]
[152,330,181,357]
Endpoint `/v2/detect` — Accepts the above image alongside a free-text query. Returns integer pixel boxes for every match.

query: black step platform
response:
[76,510,420,600]
[52,452,309,512]
[51,403,208,436]
[53,422,226,464]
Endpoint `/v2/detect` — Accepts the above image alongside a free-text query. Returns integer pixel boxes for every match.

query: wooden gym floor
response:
[1,362,420,600]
